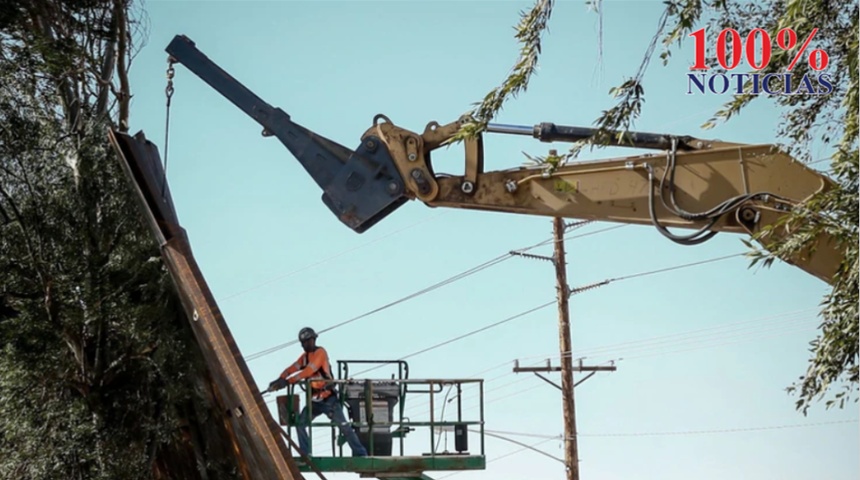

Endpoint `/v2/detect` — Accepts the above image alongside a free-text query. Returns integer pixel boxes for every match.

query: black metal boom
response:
[165,35,407,233]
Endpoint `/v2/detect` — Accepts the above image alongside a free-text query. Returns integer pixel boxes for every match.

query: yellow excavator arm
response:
[363,115,842,284]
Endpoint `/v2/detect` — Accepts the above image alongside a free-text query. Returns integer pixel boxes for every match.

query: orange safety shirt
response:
[279,346,334,401]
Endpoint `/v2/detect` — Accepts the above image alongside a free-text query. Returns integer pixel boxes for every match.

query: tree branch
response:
[0,180,45,286]
[95,7,117,117]
[114,0,131,132]
[29,9,82,135]
[452,0,555,142]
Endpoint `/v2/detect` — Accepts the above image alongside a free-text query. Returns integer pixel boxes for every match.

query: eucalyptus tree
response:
[1,1,242,478]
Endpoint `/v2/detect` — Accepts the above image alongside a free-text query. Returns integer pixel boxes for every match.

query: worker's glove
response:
[268,378,288,391]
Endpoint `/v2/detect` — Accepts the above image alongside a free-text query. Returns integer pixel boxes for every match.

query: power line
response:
[581,419,859,437]
[246,252,513,361]
[458,325,816,412]
[396,262,808,415]
[429,418,857,480]
[487,321,814,399]
[310,322,828,454]
[619,323,817,361]
[349,301,558,377]
[262,227,825,412]
[247,223,623,362]
[436,436,561,480]
[475,361,619,409]
[464,360,519,380]
[607,252,745,282]
[485,419,858,439]
[518,306,819,362]
[620,320,815,357]
[480,430,564,464]
[808,156,833,165]
[351,250,748,378]
[426,315,816,414]
[513,251,748,303]
[404,358,549,415]
[490,326,815,411]
[482,378,538,406]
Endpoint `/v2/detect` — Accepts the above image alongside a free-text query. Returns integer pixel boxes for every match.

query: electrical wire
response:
[393,260,810,415]
[483,319,814,395]
[481,378,539,406]
[435,419,857,480]
[404,357,554,415]
[464,360,520,380]
[485,429,568,440]
[581,321,815,362]
[435,436,561,479]
[424,313,817,414]
[434,385,455,452]
[485,419,858,439]
[619,323,817,361]
[352,250,747,380]
[246,252,513,361]
[245,141,832,363]
[349,301,558,377]
[454,323,817,413]
[608,252,745,282]
[517,306,819,362]
[479,430,564,464]
[247,223,623,362]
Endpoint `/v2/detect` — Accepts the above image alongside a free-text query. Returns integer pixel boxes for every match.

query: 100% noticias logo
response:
[687,27,833,95]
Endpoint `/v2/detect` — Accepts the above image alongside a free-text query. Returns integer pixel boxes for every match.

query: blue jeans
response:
[296,394,368,456]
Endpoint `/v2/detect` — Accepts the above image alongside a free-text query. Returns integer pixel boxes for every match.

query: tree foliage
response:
[458,0,858,412]
[1,1,242,478]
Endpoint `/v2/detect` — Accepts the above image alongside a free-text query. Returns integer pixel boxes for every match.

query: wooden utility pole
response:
[510,199,617,478]
[553,216,579,480]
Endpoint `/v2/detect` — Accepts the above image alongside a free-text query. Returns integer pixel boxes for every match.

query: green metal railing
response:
[290,379,484,454]
[276,371,486,476]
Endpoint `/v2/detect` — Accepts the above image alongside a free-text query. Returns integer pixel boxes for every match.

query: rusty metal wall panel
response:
[109,129,304,480]
[161,241,303,479]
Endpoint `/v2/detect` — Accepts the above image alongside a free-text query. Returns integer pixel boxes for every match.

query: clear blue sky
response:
[127,2,857,479]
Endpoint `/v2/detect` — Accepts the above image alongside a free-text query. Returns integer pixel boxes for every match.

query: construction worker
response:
[268,327,368,457]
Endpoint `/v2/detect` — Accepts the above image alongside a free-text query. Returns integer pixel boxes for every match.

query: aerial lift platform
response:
[274,360,486,479]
